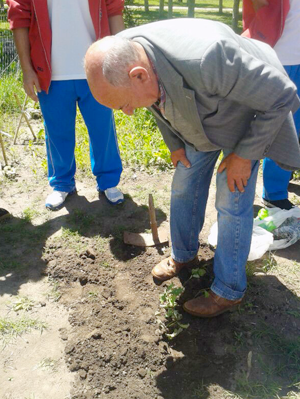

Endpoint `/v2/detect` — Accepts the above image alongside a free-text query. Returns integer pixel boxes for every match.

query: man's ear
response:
[128,67,149,84]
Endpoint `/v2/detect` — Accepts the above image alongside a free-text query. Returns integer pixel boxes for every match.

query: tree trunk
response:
[168,0,172,19]
[159,0,164,16]
[232,0,240,32]
[219,0,223,14]
[188,0,195,18]
[144,0,149,12]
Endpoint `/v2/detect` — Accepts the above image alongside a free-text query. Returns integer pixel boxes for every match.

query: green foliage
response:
[158,283,189,339]
[0,71,27,116]
[115,108,172,171]
[8,296,35,312]
[0,316,47,346]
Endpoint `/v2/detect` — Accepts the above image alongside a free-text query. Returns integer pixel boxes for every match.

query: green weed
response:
[236,372,282,399]
[8,296,35,312]
[157,283,189,339]
[252,324,300,384]
[21,207,40,222]
[34,357,60,373]
[115,108,171,171]
[0,317,47,346]
[47,276,62,302]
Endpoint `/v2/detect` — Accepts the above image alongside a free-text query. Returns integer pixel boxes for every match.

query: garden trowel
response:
[123,194,169,247]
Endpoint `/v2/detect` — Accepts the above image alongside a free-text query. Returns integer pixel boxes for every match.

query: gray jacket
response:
[119,18,300,170]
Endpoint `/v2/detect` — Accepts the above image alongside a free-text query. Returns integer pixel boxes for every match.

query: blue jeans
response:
[38,80,122,193]
[171,145,259,300]
[262,65,300,201]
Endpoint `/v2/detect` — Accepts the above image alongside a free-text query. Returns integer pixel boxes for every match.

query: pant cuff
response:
[211,278,245,301]
[171,248,198,264]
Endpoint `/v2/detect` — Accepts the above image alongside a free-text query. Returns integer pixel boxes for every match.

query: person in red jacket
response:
[7,0,125,209]
[243,0,300,210]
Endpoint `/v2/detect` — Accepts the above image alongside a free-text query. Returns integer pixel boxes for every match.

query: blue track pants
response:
[262,65,300,201]
[38,80,122,193]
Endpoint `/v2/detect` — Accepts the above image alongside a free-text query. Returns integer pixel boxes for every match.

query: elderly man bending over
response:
[85,18,300,318]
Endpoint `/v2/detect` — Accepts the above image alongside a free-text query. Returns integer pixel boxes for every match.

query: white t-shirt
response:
[274,0,300,65]
[47,0,96,80]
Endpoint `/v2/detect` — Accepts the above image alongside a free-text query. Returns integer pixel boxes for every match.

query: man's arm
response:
[197,40,298,191]
[12,28,40,101]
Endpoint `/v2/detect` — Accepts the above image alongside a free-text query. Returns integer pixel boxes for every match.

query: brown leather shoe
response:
[183,291,242,318]
[151,256,198,282]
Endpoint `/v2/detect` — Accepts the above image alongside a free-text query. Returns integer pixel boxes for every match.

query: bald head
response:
[84,36,159,114]
[85,36,141,89]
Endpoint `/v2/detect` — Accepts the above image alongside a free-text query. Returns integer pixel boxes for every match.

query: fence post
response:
[168,0,172,19]
[219,0,223,14]
[159,0,164,16]
[232,0,240,32]
[188,0,195,18]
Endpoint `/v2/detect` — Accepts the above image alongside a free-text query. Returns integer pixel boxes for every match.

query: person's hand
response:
[217,153,252,193]
[252,0,269,12]
[171,148,191,168]
[23,68,41,102]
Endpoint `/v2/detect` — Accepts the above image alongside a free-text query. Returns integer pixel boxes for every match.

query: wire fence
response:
[0,7,19,77]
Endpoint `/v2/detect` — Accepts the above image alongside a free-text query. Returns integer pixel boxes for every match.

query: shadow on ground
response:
[155,266,300,399]
[0,193,167,297]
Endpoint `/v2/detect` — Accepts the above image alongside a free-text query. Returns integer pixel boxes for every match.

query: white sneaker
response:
[104,187,124,205]
[45,189,75,210]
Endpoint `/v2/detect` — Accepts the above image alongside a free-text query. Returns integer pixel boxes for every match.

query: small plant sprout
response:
[191,267,206,279]
[8,296,35,313]
[158,283,189,340]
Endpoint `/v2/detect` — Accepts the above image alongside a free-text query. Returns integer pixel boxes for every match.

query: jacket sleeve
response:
[105,0,124,17]
[6,0,31,30]
[198,39,299,160]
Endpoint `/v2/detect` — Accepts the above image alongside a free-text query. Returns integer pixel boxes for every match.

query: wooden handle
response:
[148,194,159,242]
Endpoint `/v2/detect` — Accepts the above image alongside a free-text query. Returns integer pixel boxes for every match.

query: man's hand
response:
[252,0,269,12]
[217,153,252,193]
[23,68,41,102]
[171,148,191,168]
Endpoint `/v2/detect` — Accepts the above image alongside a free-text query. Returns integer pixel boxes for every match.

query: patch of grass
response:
[67,208,95,231]
[8,296,35,312]
[246,252,277,277]
[236,372,282,399]
[0,316,47,346]
[252,323,300,385]
[47,276,62,302]
[287,310,300,319]
[59,227,87,253]
[0,259,23,274]
[115,108,171,171]
[21,207,40,222]
[34,357,60,373]
[0,72,30,117]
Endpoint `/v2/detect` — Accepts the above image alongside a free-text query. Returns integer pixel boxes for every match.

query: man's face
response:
[92,76,159,116]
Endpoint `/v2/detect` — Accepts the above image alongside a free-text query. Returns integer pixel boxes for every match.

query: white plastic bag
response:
[208,222,274,261]
[254,207,300,250]
[208,206,300,261]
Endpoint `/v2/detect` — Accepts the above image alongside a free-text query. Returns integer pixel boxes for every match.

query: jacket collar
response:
[135,37,205,133]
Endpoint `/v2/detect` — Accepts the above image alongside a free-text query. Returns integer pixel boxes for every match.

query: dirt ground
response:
[1,121,300,399]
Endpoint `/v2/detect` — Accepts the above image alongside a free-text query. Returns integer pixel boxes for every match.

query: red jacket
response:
[7,0,124,92]
[242,0,290,47]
